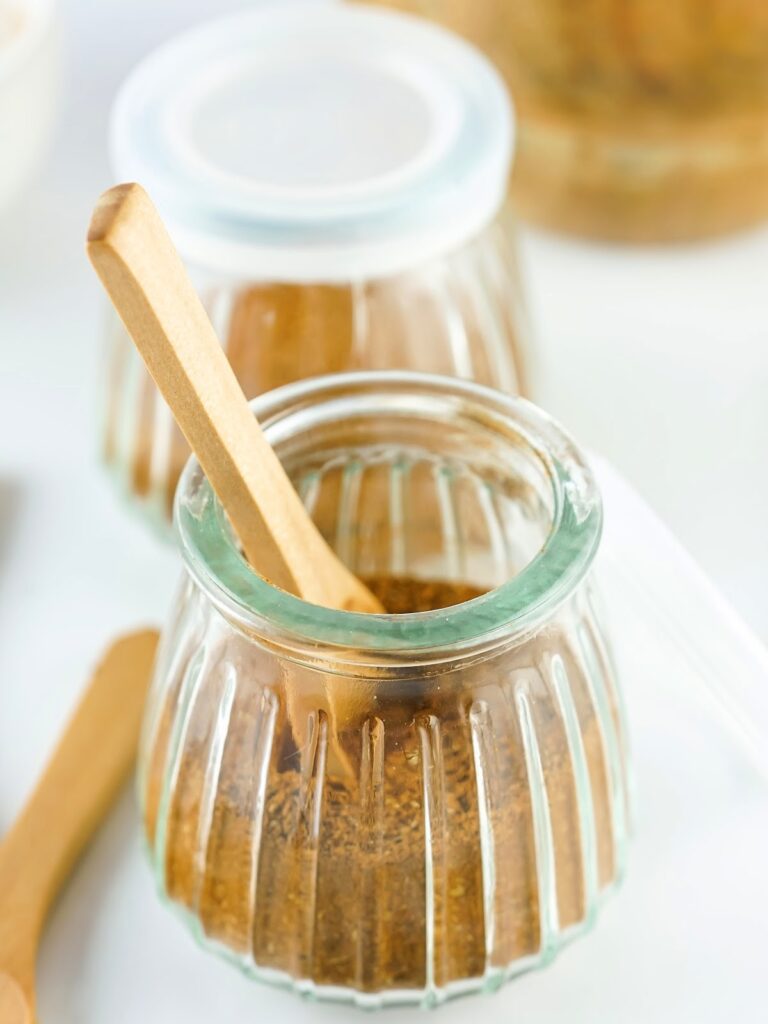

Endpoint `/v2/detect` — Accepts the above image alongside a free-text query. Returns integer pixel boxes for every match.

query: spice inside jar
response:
[145,575,619,994]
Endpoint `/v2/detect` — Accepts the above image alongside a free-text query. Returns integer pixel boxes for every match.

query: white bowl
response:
[0,0,58,211]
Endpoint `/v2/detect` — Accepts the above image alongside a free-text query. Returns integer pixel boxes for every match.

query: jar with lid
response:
[373,0,768,241]
[103,5,532,529]
[139,371,630,1007]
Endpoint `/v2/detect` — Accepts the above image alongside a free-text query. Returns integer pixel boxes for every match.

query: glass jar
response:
[102,6,531,528]
[139,372,630,1007]
[372,0,768,241]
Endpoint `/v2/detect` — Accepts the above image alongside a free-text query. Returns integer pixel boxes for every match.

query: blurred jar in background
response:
[103,5,532,529]
[0,0,58,212]
[373,0,768,241]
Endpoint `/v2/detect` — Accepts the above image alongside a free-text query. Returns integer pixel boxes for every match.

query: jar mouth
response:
[175,372,602,660]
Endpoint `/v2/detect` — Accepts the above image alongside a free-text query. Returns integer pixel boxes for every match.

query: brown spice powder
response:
[147,576,616,994]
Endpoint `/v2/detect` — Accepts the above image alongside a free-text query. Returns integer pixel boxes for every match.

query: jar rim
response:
[174,372,602,659]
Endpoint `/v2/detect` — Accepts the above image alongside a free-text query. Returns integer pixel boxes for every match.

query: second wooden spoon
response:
[0,630,158,1023]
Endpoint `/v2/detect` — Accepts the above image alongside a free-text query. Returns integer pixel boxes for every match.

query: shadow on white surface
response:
[0,477,23,577]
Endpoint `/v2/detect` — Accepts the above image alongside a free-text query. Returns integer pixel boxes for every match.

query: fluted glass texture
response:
[138,374,629,1007]
[103,210,531,530]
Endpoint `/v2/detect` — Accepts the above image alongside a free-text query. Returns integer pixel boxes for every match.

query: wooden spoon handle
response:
[87,184,381,613]
[0,630,158,992]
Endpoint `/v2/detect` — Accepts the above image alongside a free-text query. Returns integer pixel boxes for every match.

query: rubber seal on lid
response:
[110,3,513,282]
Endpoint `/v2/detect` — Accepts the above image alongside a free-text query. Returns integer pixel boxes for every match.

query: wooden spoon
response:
[86,184,384,770]
[87,183,382,615]
[0,629,159,1023]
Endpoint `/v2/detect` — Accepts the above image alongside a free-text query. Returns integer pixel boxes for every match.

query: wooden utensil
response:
[87,183,382,616]
[0,630,159,1024]
[87,184,385,773]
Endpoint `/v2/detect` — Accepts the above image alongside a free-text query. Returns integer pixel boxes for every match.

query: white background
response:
[1,0,767,1020]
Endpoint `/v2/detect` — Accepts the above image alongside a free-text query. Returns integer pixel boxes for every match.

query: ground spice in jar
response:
[145,575,619,995]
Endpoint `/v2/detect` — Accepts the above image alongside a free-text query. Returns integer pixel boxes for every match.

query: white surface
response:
[24,460,768,1023]
[111,3,512,280]
[0,0,767,1019]
[524,228,768,640]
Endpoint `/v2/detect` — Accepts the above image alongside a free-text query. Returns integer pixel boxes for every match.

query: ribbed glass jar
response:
[101,5,531,531]
[139,372,629,1007]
